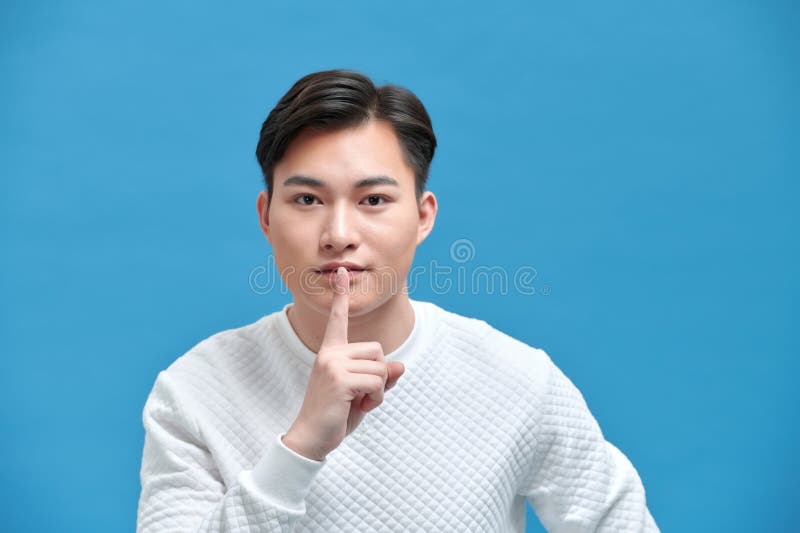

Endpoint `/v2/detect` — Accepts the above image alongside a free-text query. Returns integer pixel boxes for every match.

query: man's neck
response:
[286,291,416,355]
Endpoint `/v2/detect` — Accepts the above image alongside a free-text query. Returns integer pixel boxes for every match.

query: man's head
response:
[256,68,437,207]
[255,69,438,317]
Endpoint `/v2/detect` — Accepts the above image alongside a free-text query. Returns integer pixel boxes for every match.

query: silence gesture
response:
[282,267,406,461]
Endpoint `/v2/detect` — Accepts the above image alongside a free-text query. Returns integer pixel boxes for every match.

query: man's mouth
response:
[314,267,367,283]
[315,262,367,273]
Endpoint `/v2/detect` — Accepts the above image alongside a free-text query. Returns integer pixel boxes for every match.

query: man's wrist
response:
[244,431,326,512]
[282,428,327,462]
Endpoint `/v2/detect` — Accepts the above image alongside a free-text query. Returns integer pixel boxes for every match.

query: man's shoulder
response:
[158,310,279,387]
[141,309,286,422]
[420,300,555,384]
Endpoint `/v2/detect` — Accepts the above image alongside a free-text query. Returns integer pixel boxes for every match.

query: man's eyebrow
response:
[282,175,399,188]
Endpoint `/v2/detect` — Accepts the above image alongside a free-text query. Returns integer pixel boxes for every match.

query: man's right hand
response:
[282,266,406,461]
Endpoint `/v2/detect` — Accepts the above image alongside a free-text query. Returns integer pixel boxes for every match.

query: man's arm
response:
[137,372,325,533]
[520,359,659,532]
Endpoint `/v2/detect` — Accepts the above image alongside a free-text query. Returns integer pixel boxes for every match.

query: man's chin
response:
[294,287,404,321]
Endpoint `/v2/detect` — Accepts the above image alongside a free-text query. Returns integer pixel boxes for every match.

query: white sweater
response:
[137,298,659,532]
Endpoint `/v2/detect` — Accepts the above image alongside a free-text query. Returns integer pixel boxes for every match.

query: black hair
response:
[255,68,437,205]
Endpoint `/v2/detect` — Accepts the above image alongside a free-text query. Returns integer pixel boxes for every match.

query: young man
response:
[137,69,659,532]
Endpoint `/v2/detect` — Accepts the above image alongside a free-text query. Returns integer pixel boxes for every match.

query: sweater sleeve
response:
[136,372,326,532]
[520,359,660,532]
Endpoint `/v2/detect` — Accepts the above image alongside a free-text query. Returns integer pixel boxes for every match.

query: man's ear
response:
[416,190,438,246]
[256,190,272,244]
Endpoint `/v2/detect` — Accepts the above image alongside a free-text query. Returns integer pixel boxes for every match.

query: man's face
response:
[257,119,436,317]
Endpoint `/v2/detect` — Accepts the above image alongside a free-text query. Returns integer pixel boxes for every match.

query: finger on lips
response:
[321,266,350,349]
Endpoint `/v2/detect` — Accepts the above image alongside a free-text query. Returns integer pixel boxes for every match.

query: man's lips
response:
[314,268,366,283]
[316,262,366,272]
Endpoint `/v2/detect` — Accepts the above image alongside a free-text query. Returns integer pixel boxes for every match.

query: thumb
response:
[385,361,406,391]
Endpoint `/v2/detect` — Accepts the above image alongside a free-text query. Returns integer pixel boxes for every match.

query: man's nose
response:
[320,201,360,252]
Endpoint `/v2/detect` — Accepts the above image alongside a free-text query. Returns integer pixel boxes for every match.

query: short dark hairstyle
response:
[255,69,437,205]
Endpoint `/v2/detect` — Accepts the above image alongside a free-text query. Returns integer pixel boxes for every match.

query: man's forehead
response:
[275,121,413,181]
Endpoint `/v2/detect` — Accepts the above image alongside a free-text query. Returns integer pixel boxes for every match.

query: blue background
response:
[1,1,797,531]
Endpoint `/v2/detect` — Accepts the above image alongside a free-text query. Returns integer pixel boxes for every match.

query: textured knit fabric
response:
[137,298,659,532]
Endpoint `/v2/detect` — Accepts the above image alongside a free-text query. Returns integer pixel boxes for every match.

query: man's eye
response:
[293,194,319,206]
[363,195,389,206]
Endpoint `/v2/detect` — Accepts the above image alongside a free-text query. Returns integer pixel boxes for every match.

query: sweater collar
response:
[275,299,426,368]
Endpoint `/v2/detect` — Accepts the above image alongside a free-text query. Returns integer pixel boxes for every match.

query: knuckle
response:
[318,355,340,374]
[334,372,350,390]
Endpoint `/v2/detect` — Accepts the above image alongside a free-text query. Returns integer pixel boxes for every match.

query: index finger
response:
[321,266,349,348]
